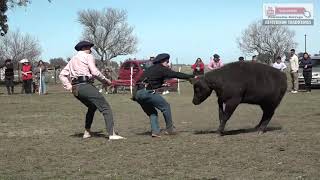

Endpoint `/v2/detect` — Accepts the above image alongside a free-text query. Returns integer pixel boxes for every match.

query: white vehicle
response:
[298,55,320,89]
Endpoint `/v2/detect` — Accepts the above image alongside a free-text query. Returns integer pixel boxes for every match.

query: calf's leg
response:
[217,98,240,136]
[255,105,275,133]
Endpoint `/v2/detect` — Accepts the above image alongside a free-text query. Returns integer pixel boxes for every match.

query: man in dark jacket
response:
[300,52,312,92]
[1,59,14,95]
[134,53,195,137]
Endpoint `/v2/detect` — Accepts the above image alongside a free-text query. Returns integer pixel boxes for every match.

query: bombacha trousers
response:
[135,89,173,134]
[74,83,114,135]
[5,76,14,94]
[303,71,312,92]
[290,71,299,91]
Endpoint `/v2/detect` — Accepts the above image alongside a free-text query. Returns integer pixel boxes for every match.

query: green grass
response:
[0,83,320,179]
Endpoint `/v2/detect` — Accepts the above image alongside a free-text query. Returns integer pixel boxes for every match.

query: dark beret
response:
[74,41,94,51]
[152,53,170,64]
[213,54,220,59]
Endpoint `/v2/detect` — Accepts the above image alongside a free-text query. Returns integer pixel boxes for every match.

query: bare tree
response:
[0,0,51,35]
[237,21,297,64]
[0,30,41,64]
[78,8,138,66]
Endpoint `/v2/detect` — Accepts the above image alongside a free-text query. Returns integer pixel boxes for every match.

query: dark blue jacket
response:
[300,58,312,72]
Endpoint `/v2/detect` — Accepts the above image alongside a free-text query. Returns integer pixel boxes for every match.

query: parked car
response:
[111,59,178,93]
[298,55,320,89]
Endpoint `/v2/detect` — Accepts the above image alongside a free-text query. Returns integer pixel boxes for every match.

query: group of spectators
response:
[0,59,47,95]
[191,54,223,75]
[191,49,313,92]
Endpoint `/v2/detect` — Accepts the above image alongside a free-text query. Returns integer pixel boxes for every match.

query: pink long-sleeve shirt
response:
[59,51,108,90]
[208,59,223,70]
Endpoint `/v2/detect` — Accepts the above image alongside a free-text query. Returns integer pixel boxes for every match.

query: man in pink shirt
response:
[59,41,125,140]
[208,54,223,70]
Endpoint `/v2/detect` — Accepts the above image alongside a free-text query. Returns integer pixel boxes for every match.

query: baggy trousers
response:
[303,71,312,91]
[74,83,114,135]
[290,71,299,91]
[5,76,14,94]
[135,89,173,134]
[23,79,32,94]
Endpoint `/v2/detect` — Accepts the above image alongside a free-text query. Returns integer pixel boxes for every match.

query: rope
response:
[94,79,191,87]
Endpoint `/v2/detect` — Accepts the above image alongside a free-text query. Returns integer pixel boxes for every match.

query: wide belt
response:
[72,76,92,85]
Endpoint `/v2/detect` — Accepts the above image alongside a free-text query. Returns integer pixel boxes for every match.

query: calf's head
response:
[190,78,212,105]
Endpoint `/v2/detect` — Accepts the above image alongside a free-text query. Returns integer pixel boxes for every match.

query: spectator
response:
[289,49,299,93]
[252,55,258,63]
[272,56,287,71]
[0,59,14,95]
[191,58,205,75]
[21,59,33,94]
[35,60,47,94]
[238,56,245,62]
[299,52,312,92]
[208,54,223,70]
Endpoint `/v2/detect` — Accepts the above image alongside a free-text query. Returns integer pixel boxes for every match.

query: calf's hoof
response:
[217,130,225,136]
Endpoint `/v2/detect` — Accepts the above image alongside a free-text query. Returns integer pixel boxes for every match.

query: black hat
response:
[213,54,220,59]
[74,41,94,51]
[238,56,244,61]
[152,53,170,64]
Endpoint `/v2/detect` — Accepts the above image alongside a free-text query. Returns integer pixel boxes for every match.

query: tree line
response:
[1,1,301,69]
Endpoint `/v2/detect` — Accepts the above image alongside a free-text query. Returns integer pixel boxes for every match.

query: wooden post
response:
[130,66,133,95]
[178,66,181,95]
[39,68,42,95]
[54,67,57,84]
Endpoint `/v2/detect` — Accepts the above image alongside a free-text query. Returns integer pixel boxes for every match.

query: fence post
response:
[130,66,133,95]
[178,66,181,95]
[39,68,42,95]
[54,67,57,84]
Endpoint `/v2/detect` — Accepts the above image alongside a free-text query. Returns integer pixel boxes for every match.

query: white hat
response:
[19,59,29,63]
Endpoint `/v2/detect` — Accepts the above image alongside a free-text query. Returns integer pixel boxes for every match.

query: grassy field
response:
[0,83,320,180]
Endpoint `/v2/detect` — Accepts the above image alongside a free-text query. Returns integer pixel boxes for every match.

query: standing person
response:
[272,56,287,71]
[300,52,312,92]
[252,55,258,63]
[0,59,14,95]
[36,60,47,95]
[289,49,299,93]
[238,56,245,62]
[133,53,195,138]
[208,54,223,70]
[191,58,205,75]
[59,41,125,140]
[21,59,33,94]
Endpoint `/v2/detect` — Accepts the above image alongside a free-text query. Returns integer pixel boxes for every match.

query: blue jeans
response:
[135,89,173,134]
[39,75,46,94]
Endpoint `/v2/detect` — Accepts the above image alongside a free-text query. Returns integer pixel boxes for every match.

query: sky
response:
[6,0,320,64]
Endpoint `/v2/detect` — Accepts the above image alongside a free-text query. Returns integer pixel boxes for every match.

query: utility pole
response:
[304,34,307,53]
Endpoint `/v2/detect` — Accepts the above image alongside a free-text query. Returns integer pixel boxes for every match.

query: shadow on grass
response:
[194,126,282,136]
[70,131,105,138]
[135,129,191,136]
[135,131,151,136]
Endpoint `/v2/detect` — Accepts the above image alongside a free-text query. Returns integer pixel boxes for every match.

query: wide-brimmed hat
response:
[74,41,94,51]
[152,53,170,64]
[19,59,29,63]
